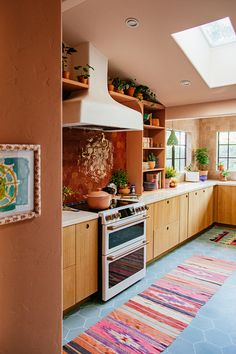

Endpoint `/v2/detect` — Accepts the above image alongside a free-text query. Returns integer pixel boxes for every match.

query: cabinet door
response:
[63,225,76,269]
[154,221,179,257]
[179,194,189,242]
[217,186,236,225]
[202,187,213,229]
[63,266,75,310]
[75,219,98,303]
[146,203,154,262]
[188,190,201,237]
[154,197,179,228]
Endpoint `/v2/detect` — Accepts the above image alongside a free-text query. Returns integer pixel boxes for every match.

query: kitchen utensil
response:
[84,188,112,210]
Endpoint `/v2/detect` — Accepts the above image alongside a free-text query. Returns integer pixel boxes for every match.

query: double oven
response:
[98,201,148,301]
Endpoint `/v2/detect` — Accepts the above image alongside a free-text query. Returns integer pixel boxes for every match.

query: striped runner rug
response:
[63,255,236,354]
[207,225,236,245]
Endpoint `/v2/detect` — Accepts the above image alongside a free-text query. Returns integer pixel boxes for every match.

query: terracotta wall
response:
[200,116,236,179]
[63,128,126,201]
[0,1,61,353]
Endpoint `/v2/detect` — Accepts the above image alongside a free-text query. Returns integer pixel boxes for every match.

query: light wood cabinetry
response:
[179,194,189,242]
[188,187,213,238]
[153,197,180,258]
[217,186,236,225]
[63,219,98,311]
[146,203,154,262]
[75,219,98,303]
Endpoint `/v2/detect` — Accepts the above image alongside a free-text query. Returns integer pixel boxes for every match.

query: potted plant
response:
[165,166,176,188]
[108,78,114,92]
[125,79,137,97]
[62,185,74,206]
[184,163,200,182]
[147,152,156,169]
[74,64,94,84]
[134,84,161,103]
[62,43,77,79]
[218,162,225,172]
[134,84,148,100]
[111,169,130,194]
[219,170,230,181]
[195,148,209,181]
[112,78,129,94]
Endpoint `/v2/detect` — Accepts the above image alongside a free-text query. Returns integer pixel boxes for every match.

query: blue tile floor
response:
[63,227,236,353]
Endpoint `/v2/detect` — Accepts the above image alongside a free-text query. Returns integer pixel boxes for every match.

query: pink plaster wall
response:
[0,1,62,352]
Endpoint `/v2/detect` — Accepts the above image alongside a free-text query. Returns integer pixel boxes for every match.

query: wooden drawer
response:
[63,225,76,268]
[63,266,75,311]
[154,221,179,258]
[154,197,179,228]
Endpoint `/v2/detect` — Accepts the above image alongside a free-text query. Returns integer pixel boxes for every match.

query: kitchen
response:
[1,1,236,353]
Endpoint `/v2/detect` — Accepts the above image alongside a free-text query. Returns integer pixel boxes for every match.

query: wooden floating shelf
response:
[109,91,138,103]
[143,168,165,172]
[143,147,165,150]
[142,100,165,110]
[143,124,165,130]
[62,78,88,91]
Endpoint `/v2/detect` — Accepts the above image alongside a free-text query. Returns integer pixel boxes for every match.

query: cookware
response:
[84,188,112,210]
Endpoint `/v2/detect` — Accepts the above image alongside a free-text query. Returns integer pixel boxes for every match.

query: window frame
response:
[166,129,187,172]
[217,131,236,171]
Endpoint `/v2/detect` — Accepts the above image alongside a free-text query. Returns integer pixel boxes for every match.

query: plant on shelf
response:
[134,84,161,103]
[147,152,156,169]
[74,64,94,84]
[217,161,224,172]
[62,185,74,205]
[62,42,77,79]
[165,166,176,188]
[219,170,230,181]
[111,169,130,194]
[125,79,137,97]
[112,78,129,94]
[108,77,114,92]
[195,148,209,181]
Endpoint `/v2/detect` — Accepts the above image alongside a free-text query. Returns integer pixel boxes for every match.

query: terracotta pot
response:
[108,84,114,91]
[127,87,135,97]
[148,161,155,169]
[84,188,111,210]
[77,76,88,84]
[63,71,70,79]
[165,178,171,189]
[218,165,224,172]
[136,93,143,100]
[119,187,130,195]
[152,118,160,127]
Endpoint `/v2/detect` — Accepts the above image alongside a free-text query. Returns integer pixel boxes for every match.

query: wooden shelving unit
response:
[143,167,164,172]
[143,147,164,150]
[143,124,165,130]
[62,78,88,91]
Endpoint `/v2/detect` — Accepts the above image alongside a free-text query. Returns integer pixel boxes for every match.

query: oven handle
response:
[107,240,149,261]
[107,215,149,231]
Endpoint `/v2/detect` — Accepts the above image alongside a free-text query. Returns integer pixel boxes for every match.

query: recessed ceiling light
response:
[180,79,191,87]
[125,18,139,28]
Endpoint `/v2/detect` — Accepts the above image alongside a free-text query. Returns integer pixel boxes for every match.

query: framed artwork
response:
[0,144,41,225]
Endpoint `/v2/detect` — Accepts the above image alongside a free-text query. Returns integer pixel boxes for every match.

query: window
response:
[201,17,236,48]
[166,130,187,172]
[217,132,236,171]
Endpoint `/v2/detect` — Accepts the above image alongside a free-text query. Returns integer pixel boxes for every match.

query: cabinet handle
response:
[203,190,206,193]
[167,200,169,204]
[186,194,188,198]
[86,224,89,229]
[167,226,169,230]
[195,192,198,195]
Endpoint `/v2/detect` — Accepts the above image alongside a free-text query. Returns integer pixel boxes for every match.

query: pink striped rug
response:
[63,255,236,354]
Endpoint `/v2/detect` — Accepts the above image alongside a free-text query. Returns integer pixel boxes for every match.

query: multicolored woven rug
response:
[63,255,236,354]
[207,225,236,245]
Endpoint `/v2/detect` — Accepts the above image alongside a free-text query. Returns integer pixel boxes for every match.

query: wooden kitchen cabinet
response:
[179,193,189,242]
[153,197,180,257]
[146,203,154,262]
[63,266,76,311]
[63,226,76,310]
[217,186,236,225]
[75,219,98,303]
[63,225,76,268]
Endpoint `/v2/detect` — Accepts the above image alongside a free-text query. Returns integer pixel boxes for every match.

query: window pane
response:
[179,159,185,172]
[218,144,228,157]
[166,145,172,158]
[229,132,236,144]
[175,146,180,158]
[180,132,186,145]
[219,132,229,144]
[229,145,236,157]
[218,158,228,169]
[166,130,171,140]
[229,159,236,171]
[180,146,186,158]
[166,159,172,168]
[174,159,180,172]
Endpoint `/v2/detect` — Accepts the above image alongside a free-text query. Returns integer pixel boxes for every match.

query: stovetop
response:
[65,199,138,213]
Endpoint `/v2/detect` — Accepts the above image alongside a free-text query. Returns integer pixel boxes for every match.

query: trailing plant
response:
[165,166,177,178]
[62,43,77,71]
[134,84,161,103]
[221,170,230,177]
[112,78,129,91]
[125,78,137,88]
[148,152,156,161]
[74,64,94,79]
[111,169,128,188]
[195,148,209,170]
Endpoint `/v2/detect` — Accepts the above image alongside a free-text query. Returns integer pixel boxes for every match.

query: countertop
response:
[62,180,236,227]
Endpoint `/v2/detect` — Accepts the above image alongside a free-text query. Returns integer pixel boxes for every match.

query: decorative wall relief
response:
[63,129,126,201]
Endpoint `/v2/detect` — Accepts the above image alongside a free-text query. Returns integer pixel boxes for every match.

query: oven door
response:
[102,240,147,301]
[103,215,147,255]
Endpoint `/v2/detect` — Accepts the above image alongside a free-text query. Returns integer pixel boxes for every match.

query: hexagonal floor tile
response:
[205,328,231,348]
[194,341,222,354]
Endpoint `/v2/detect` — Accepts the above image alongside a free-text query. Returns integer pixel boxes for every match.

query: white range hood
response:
[63,42,143,131]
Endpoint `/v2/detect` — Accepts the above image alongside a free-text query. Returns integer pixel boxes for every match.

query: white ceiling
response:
[63,0,236,107]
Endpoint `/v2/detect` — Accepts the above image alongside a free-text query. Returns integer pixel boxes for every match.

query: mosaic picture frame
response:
[0,144,41,225]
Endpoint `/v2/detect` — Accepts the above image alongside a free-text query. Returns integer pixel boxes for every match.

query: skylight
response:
[201,17,236,47]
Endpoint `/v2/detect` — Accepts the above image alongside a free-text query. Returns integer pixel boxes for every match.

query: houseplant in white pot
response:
[195,148,209,181]
[185,163,200,182]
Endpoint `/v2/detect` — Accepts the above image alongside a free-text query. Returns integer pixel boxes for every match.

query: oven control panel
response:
[100,202,148,225]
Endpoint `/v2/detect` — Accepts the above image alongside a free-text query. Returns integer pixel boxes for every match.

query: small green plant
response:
[63,185,74,204]
[112,78,129,91]
[185,163,194,172]
[195,148,209,170]
[134,84,160,103]
[221,170,230,177]
[111,169,128,188]
[125,78,137,88]
[165,166,177,178]
[148,152,156,161]
[74,64,94,79]
[62,43,77,71]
